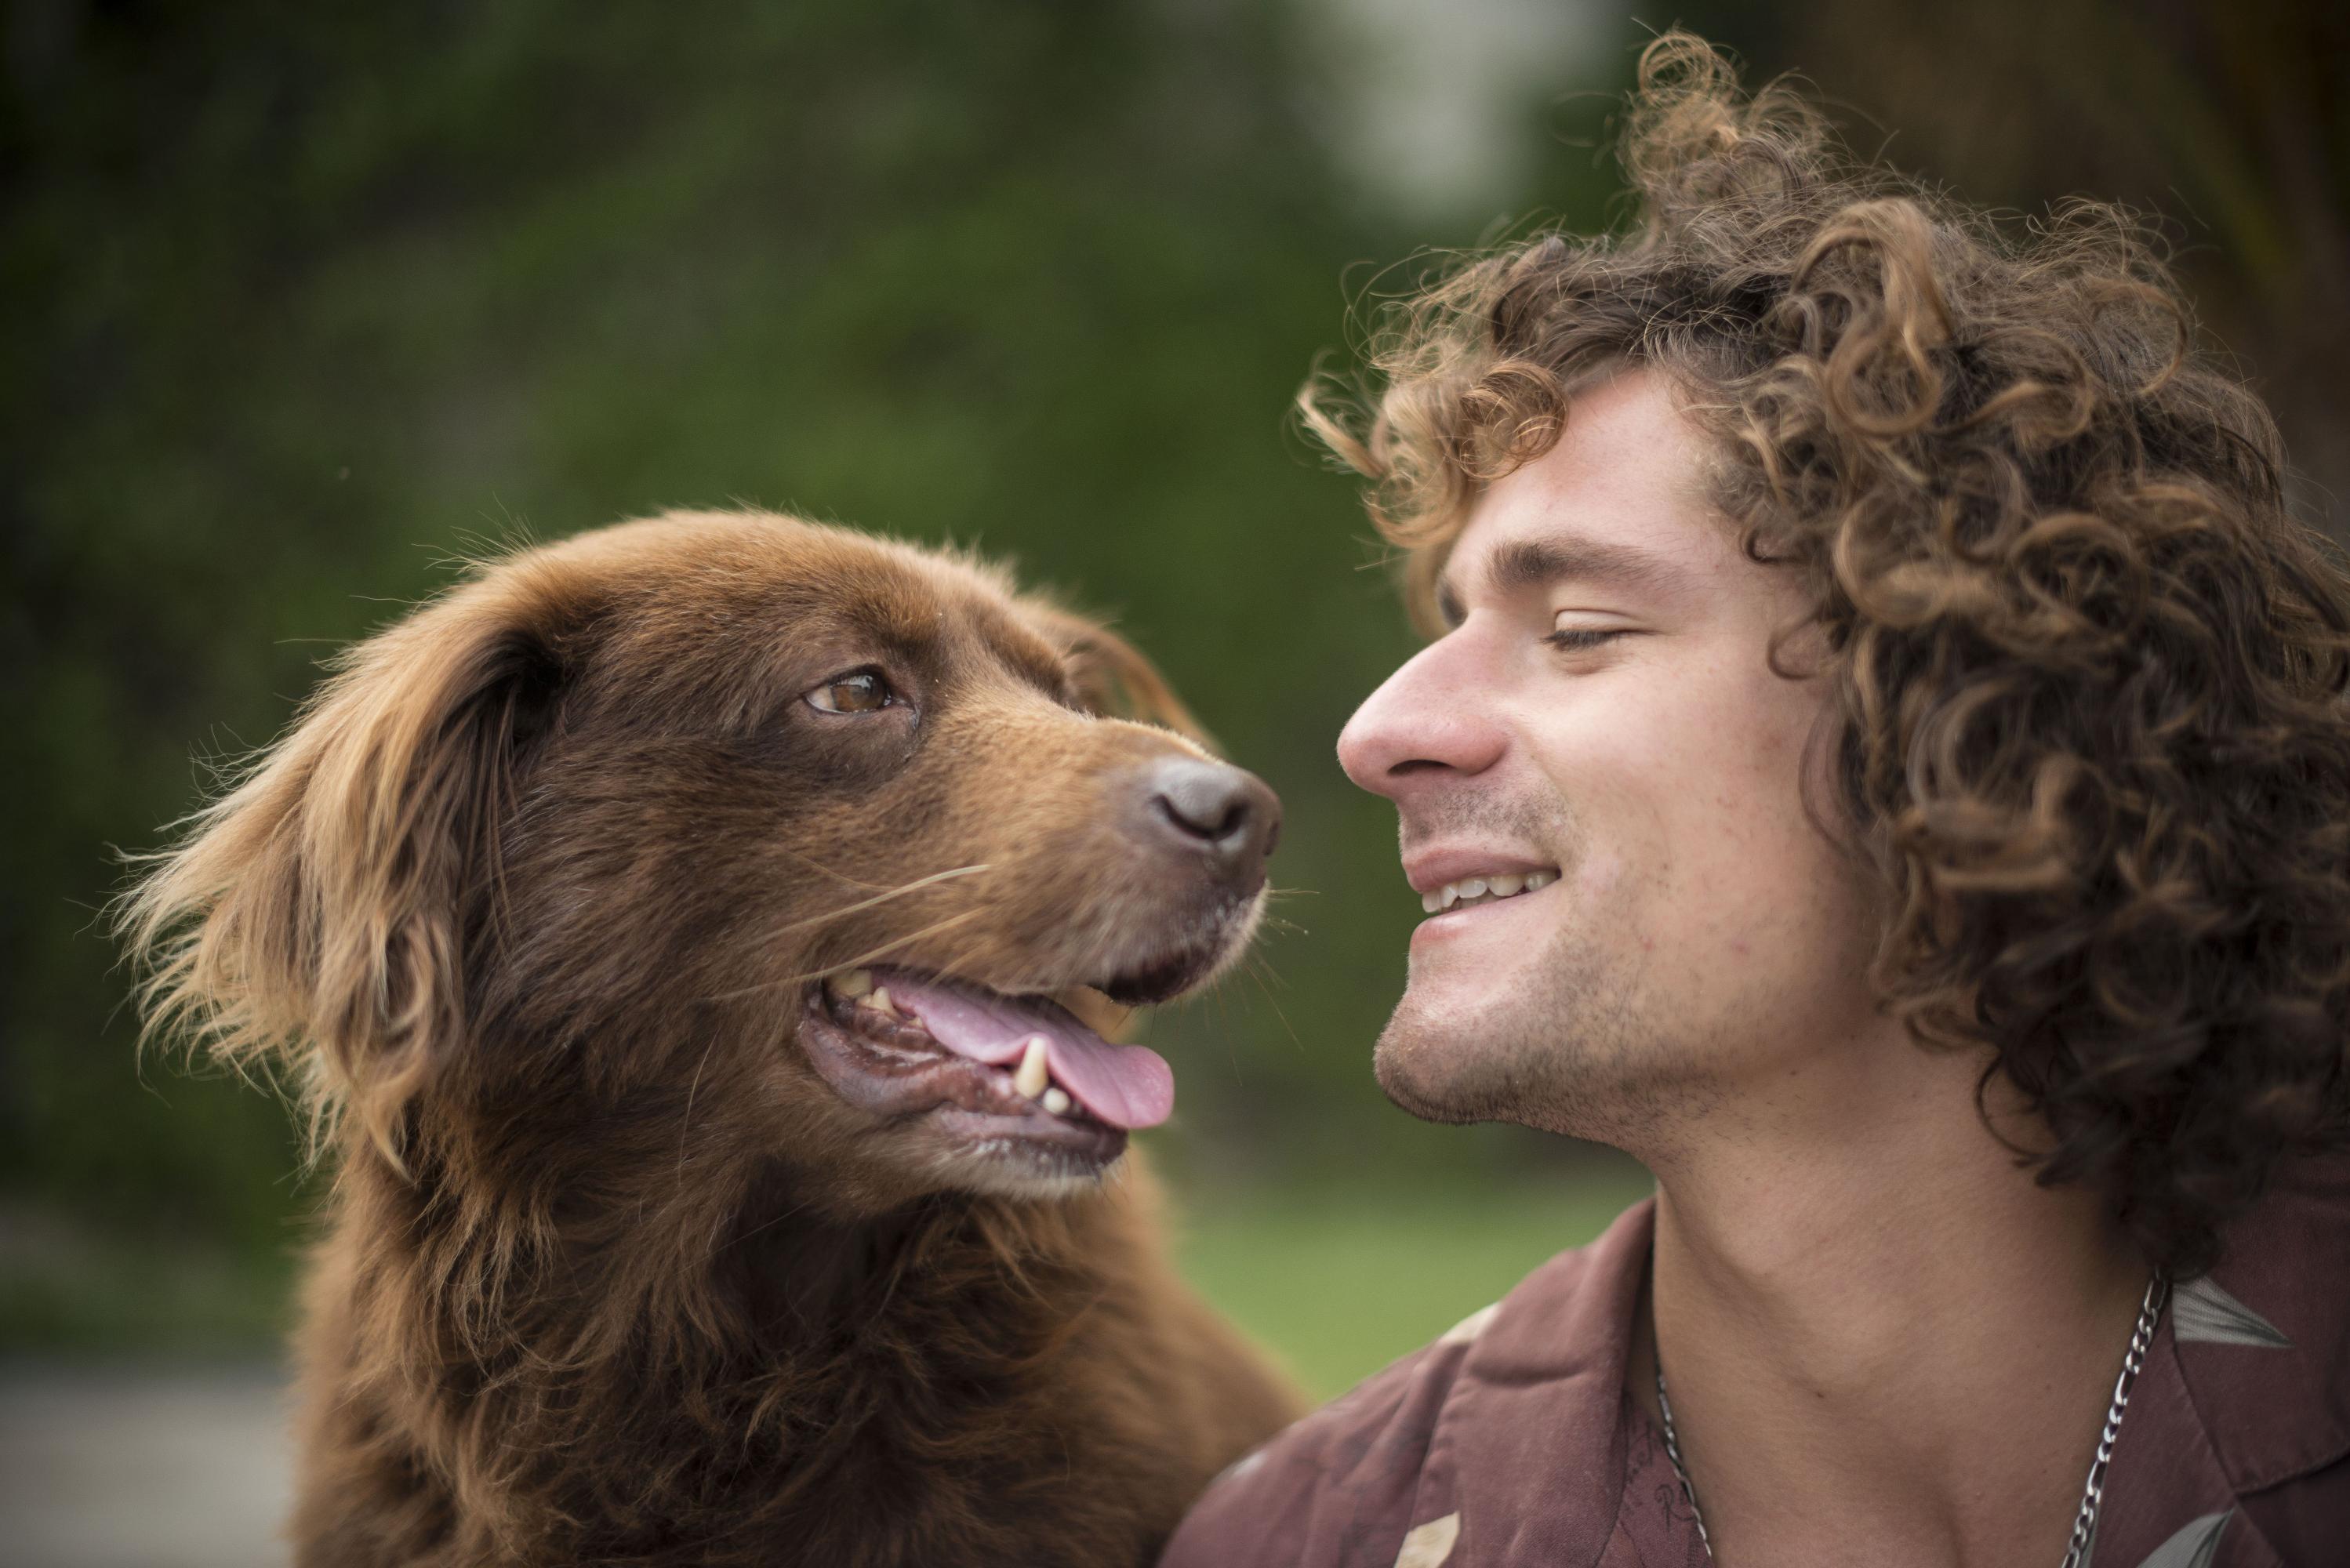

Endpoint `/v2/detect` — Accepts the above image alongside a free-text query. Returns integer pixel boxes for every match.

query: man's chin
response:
[1373,1013,1507,1126]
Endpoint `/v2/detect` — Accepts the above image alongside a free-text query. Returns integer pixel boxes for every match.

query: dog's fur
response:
[121,510,1300,1566]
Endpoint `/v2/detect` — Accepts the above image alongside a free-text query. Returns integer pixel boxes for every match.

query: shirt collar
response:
[2166,1152,2350,1494]
[1440,1196,1659,1566]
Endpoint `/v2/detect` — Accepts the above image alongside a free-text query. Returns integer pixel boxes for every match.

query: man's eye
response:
[804,670,897,714]
[1545,627,1629,652]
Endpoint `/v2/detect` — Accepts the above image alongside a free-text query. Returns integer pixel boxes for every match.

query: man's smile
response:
[1402,848,1560,895]
[1411,867,1556,914]
[1401,846,1564,953]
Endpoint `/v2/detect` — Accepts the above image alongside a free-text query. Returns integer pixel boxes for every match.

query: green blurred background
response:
[7,0,2343,1417]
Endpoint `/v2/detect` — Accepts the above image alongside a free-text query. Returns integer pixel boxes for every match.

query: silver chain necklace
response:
[1653,1274,2169,1567]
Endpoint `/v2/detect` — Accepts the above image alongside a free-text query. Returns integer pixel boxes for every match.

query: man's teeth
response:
[1419,869,1556,914]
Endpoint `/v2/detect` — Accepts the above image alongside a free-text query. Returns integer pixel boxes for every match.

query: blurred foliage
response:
[1175,1171,1651,1399]
[9,0,2334,1361]
[2,0,1633,1352]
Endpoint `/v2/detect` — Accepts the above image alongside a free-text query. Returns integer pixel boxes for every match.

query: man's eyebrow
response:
[1435,532,1696,629]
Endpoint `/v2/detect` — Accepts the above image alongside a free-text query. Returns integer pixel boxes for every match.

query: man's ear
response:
[1022,601,1212,749]
[118,563,579,1169]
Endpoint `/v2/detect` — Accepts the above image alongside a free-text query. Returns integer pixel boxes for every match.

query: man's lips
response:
[1401,847,1559,895]
[1403,847,1561,918]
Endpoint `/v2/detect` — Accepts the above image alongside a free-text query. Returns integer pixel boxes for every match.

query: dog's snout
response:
[1143,758,1281,871]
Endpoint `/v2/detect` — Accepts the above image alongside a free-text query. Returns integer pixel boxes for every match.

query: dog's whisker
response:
[821,908,993,976]
[1252,981,1302,1048]
[1204,968,1235,1036]
[767,845,978,894]
[1243,949,1295,993]
[705,1192,823,1265]
[752,864,993,942]
[704,906,992,1004]
[1239,953,1304,1050]
[917,931,999,987]
[675,1037,721,1190]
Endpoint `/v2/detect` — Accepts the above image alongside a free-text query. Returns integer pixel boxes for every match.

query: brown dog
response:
[121,510,1301,1566]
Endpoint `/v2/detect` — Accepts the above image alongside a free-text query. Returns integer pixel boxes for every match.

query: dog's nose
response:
[1143,758,1281,872]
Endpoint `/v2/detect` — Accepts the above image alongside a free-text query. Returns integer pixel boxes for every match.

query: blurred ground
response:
[0,1362,293,1568]
[0,1175,1647,1566]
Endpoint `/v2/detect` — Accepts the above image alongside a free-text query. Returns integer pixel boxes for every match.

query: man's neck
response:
[1628,1037,2150,1568]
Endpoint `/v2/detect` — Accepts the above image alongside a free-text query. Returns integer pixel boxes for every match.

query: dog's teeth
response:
[1041,1087,1071,1116]
[863,985,898,1018]
[1013,1036,1050,1098]
[1486,873,1525,897]
[834,968,874,998]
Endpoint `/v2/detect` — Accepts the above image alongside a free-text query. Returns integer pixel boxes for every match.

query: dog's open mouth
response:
[798,965,1179,1174]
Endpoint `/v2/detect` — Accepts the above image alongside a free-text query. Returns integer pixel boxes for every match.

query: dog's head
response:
[123,510,1277,1214]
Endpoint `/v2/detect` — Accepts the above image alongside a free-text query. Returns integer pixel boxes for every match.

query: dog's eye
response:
[805,670,897,715]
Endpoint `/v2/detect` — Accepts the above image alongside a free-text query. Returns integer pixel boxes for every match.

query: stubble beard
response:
[1374,818,1723,1151]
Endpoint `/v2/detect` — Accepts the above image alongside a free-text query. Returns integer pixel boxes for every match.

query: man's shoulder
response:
[2171,1154,2350,1494]
[1159,1304,1492,1568]
[2095,1153,2350,1564]
[1160,1197,1656,1568]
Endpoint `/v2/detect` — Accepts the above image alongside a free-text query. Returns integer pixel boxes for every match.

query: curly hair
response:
[1304,31,2350,1278]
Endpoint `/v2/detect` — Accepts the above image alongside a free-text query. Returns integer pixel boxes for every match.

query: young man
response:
[1163,35,2350,1568]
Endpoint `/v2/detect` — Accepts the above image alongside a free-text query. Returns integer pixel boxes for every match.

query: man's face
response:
[1336,370,1885,1146]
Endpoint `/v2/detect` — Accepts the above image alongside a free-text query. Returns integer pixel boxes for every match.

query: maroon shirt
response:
[1162,1159,2349,1567]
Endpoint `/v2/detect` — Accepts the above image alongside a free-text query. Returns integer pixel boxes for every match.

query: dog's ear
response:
[1022,601,1211,748]
[118,562,579,1168]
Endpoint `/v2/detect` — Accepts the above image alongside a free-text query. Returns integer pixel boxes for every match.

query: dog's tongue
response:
[877,972,1174,1131]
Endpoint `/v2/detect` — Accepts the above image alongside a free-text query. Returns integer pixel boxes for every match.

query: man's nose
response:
[1336,635,1508,799]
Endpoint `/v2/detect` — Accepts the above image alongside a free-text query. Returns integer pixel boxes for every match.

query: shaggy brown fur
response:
[120,510,1302,1566]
